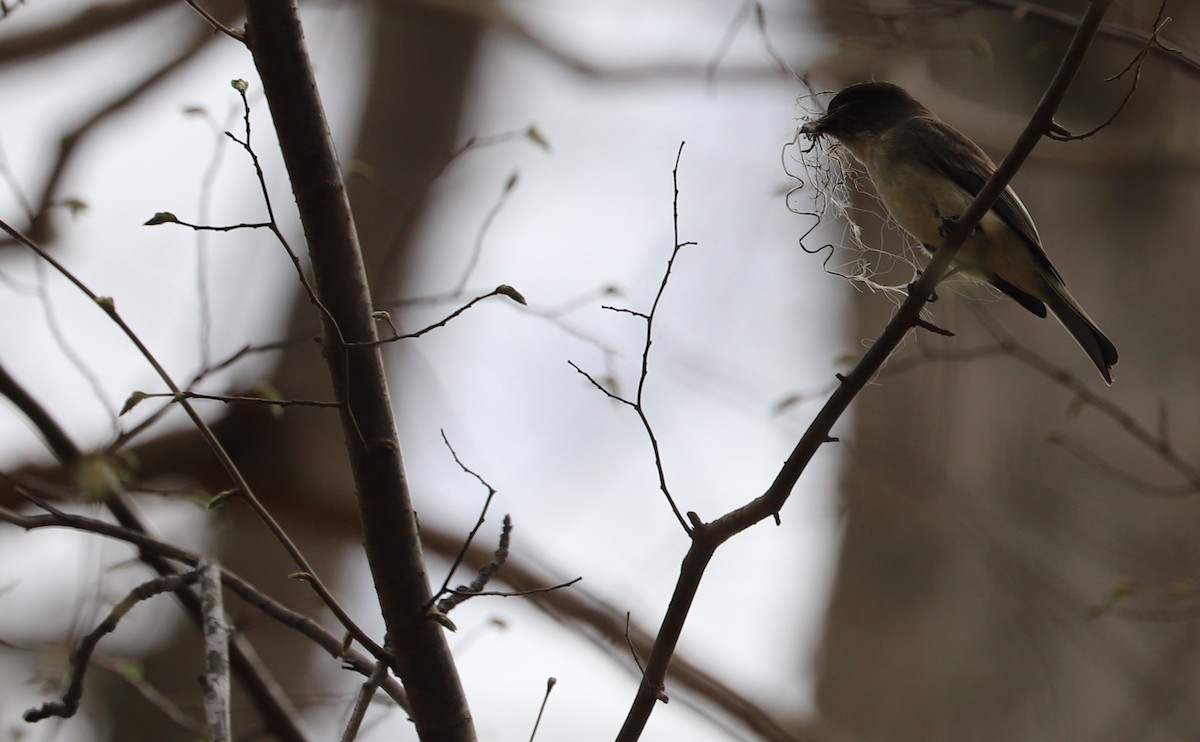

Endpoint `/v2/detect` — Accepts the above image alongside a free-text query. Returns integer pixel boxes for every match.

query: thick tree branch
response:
[242,2,474,739]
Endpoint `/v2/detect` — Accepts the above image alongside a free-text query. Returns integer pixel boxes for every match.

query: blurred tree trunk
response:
[807,3,1200,740]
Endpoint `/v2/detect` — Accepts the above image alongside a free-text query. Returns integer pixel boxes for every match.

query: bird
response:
[800,81,1118,383]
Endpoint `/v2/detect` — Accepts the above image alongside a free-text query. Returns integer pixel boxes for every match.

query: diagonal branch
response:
[24,570,201,723]
[0,500,408,711]
[0,358,311,741]
[242,1,474,739]
[615,1,1116,737]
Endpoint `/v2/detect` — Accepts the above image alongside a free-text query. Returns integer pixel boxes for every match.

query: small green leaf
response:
[205,489,237,510]
[495,285,526,305]
[1065,395,1086,420]
[255,381,285,418]
[524,124,551,152]
[231,79,249,93]
[61,198,88,217]
[182,106,206,116]
[119,391,148,416]
[1086,578,1137,618]
[427,607,457,632]
[112,659,145,681]
[144,212,178,226]
[346,160,378,181]
[73,452,133,501]
[602,376,619,396]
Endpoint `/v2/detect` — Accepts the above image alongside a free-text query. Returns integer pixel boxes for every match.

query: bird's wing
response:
[902,115,1064,284]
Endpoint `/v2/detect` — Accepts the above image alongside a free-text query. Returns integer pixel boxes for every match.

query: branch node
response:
[915,318,955,337]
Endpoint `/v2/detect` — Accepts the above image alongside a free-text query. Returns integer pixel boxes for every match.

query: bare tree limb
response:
[615,2,1116,737]
[0,25,216,247]
[340,661,388,742]
[0,501,409,711]
[24,571,200,722]
[0,359,312,740]
[242,1,474,738]
[0,218,364,690]
[198,560,232,742]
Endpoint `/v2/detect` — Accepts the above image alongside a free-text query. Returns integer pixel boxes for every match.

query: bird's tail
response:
[1043,280,1119,384]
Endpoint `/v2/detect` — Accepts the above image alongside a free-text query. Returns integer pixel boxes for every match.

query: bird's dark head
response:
[802,82,929,140]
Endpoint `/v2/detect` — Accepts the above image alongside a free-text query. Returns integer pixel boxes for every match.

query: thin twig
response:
[616,4,1115,737]
[573,144,693,532]
[839,0,1199,77]
[0,218,368,671]
[356,286,525,345]
[225,82,344,347]
[453,172,519,294]
[146,214,274,231]
[972,0,1199,76]
[623,612,647,679]
[24,571,200,722]
[445,575,581,599]
[128,390,341,410]
[0,24,214,247]
[567,360,635,407]
[969,307,1200,491]
[1047,434,1196,498]
[0,500,406,708]
[340,661,388,742]
[438,515,515,613]
[93,655,206,736]
[32,258,119,432]
[431,431,500,607]
[183,0,245,42]
[184,100,239,369]
[1048,0,1169,141]
[0,368,310,740]
[528,677,557,742]
[111,335,314,451]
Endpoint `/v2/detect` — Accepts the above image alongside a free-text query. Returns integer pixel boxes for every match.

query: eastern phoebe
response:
[801,81,1118,383]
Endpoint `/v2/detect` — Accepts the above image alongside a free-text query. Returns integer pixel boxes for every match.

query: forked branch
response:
[615,1,1115,737]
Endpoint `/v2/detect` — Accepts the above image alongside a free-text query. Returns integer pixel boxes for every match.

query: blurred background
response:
[0,1,1197,740]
